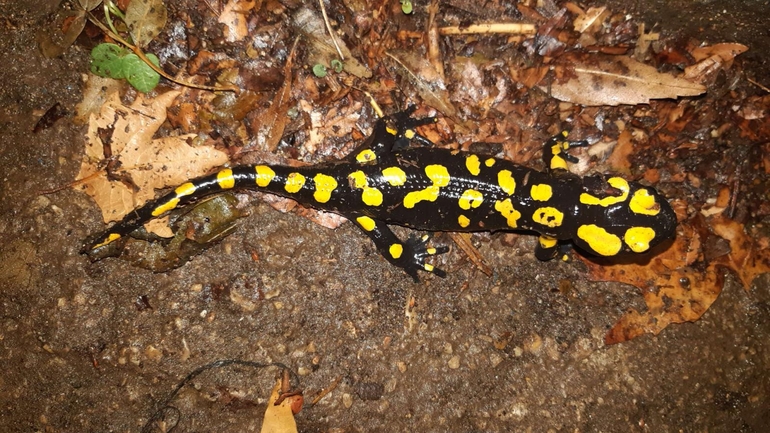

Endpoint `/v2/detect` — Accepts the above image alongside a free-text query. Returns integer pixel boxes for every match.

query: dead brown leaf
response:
[546,56,706,106]
[219,0,257,43]
[76,91,228,223]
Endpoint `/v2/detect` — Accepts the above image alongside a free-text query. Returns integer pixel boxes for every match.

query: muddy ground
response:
[1,0,769,432]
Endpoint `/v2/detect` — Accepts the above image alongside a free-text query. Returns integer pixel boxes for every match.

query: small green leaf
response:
[90,43,129,79]
[312,64,327,78]
[400,0,413,14]
[331,59,344,73]
[124,53,160,92]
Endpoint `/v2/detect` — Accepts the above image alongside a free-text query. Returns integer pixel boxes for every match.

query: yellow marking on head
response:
[386,126,398,136]
[624,227,656,253]
[152,197,180,216]
[550,151,568,170]
[362,187,383,206]
[577,224,622,256]
[533,207,564,228]
[348,170,368,189]
[382,167,407,186]
[485,158,495,167]
[255,165,276,187]
[498,170,516,195]
[356,216,376,231]
[494,199,522,228]
[629,189,661,216]
[356,149,377,163]
[389,243,404,259]
[466,154,481,176]
[403,165,451,209]
[313,173,338,203]
[92,232,122,249]
[530,184,553,201]
[217,168,235,189]
[285,172,306,194]
[539,235,558,249]
[458,214,471,228]
[579,177,630,207]
[458,189,484,210]
[404,129,415,139]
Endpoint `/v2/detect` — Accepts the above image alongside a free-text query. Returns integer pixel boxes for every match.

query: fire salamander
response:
[82,107,677,281]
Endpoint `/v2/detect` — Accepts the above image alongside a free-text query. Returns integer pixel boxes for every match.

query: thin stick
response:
[439,22,536,36]
[318,0,344,60]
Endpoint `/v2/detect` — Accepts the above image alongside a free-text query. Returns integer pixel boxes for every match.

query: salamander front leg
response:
[542,131,589,171]
[352,214,449,282]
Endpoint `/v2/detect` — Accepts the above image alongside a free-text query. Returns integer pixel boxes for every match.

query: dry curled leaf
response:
[219,0,257,42]
[260,378,300,433]
[545,55,706,106]
[76,91,228,223]
[125,0,168,48]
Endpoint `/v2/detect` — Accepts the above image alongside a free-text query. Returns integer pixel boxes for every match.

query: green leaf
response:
[90,43,129,79]
[124,53,160,92]
[312,64,327,78]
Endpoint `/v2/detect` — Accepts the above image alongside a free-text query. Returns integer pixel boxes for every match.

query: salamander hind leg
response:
[352,214,448,282]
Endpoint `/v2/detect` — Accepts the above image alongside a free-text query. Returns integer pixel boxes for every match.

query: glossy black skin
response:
[83,108,677,280]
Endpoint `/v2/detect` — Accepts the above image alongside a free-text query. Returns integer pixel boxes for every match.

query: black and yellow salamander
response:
[82,107,678,280]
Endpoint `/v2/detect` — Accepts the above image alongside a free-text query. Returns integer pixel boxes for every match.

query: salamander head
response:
[571,177,677,257]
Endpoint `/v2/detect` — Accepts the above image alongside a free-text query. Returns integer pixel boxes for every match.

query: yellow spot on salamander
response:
[498,170,516,195]
[539,235,557,249]
[403,165,450,209]
[427,247,437,255]
[580,177,629,207]
[404,129,415,139]
[93,232,122,249]
[533,207,564,228]
[356,149,377,163]
[458,189,484,210]
[175,182,196,197]
[629,189,661,216]
[356,216,376,231]
[313,173,338,203]
[255,165,275,187]
[424,263,435,272]
[386,126,398,136]
[494,199,521,228]
[485,158,495,167]
[382,167,407,186]
[348,171,368,189]
[153,181,200,217]
[577,224,622,256]
[426,165,451,186]
[530,184,553,201]
[466,154,481,176]
[362,187,383,206]
[217,168,235,189]
[285,172,306,194]
[624,226,656,252]
[152,198,180,216]
[389,243,404,259]
[458,214,471,228]
[348,171,383,206]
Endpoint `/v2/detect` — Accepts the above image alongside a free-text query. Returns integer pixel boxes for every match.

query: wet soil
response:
[1,0,769,432]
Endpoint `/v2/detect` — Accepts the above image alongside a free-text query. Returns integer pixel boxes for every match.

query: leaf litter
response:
[64,0,770,344]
